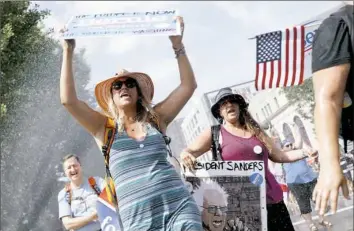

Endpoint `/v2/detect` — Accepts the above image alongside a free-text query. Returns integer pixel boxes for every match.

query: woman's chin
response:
[225,116,238,124]
[117,100,136,108]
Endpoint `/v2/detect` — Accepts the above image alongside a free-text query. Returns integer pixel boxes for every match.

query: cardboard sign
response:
[184,161,267,231]
[96,188,122,231]
[61,10,180,39]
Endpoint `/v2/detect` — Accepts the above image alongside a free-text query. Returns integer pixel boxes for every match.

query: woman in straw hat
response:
[180,88,318,231]
[60,17,202,230]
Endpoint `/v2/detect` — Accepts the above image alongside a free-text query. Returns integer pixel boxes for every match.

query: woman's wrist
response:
[173,43,186,58]
[173,43,184,50]
[182,148,194,156]
[301,150,308,158]
[63,48,74,55]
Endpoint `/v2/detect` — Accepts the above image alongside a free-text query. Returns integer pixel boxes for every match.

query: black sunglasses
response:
[111,78,137,91]
[285,144,292,148]
[219,98,238,107]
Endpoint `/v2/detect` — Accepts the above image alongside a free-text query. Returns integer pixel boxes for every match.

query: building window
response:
[282,123,295,144]
[264,107,268,117]
[197,126,201,134]
[274,97,279,108]
[264,107,270,117]
[262,108,267,119]
[267,103,272,115]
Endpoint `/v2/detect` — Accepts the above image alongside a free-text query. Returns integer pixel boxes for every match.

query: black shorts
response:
[267,200,295,231]
[288,179,317,214]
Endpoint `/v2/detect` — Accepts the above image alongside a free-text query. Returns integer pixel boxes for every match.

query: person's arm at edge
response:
[313,64,350,170]
[311,16,351,170]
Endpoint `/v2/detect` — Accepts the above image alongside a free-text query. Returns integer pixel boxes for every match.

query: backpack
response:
[211,125,223,161]
[101,117,118,206]
[64,176,101,205]
[101,117,178,206]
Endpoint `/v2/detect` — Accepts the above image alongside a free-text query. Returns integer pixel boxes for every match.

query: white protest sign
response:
[61,10,180,39]
[184,161,267,231]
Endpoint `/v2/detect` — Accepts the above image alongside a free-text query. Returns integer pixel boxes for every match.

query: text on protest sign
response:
[61,10,180,39]
[195,161,264,172]
[184,161,267,231]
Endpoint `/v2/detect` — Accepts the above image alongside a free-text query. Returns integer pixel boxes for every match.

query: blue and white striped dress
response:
[109,123,202,231]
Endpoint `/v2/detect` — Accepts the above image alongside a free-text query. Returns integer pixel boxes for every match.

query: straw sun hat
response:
[94,69,154,117]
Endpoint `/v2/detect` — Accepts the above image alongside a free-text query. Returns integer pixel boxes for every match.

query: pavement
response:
[291,195,353,231]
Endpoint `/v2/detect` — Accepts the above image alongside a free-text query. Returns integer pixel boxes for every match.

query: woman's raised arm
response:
[60,39,106,136]
[154,17,197,128]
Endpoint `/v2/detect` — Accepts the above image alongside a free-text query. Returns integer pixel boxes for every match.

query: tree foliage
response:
[280,78,315,123]
[1,2,103,230]
[1,1,49,117]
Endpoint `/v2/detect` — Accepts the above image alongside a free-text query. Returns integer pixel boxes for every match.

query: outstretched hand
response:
[169,16,184,48]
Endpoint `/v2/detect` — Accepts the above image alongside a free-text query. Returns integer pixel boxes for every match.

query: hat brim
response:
[211,94,248,119]
[94,72,154,118]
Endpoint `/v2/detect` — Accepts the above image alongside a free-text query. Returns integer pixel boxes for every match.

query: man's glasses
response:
[111,78,137,91]
[202,205,228,214]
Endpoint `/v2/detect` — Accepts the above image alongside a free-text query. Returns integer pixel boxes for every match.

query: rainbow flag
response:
[96,187,123,231]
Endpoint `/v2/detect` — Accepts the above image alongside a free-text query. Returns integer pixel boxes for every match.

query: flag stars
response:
[256,30,282,63]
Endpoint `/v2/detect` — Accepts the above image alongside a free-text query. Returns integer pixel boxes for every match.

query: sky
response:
[37,1,342,118]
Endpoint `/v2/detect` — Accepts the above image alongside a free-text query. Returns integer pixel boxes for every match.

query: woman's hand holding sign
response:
[180,149,196,171]
[63,39,76,52]
[169,16,184,49]
[59,27,76,51]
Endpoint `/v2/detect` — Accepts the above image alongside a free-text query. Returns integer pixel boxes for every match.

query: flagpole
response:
[248,22,323,40]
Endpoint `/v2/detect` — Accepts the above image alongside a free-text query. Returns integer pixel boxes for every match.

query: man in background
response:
[58,154,105,231]
[282,140,332,231]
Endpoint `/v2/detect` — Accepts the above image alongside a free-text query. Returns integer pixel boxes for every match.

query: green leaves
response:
[0,103,7,118]
[1,2,98,230]
[280,78,315,122]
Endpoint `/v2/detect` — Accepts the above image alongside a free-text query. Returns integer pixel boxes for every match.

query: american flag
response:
[254,26,305,91]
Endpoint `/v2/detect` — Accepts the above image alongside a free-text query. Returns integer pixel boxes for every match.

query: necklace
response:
[129,123,145,132]
[126,122,138,132]
[130,124,138,132]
